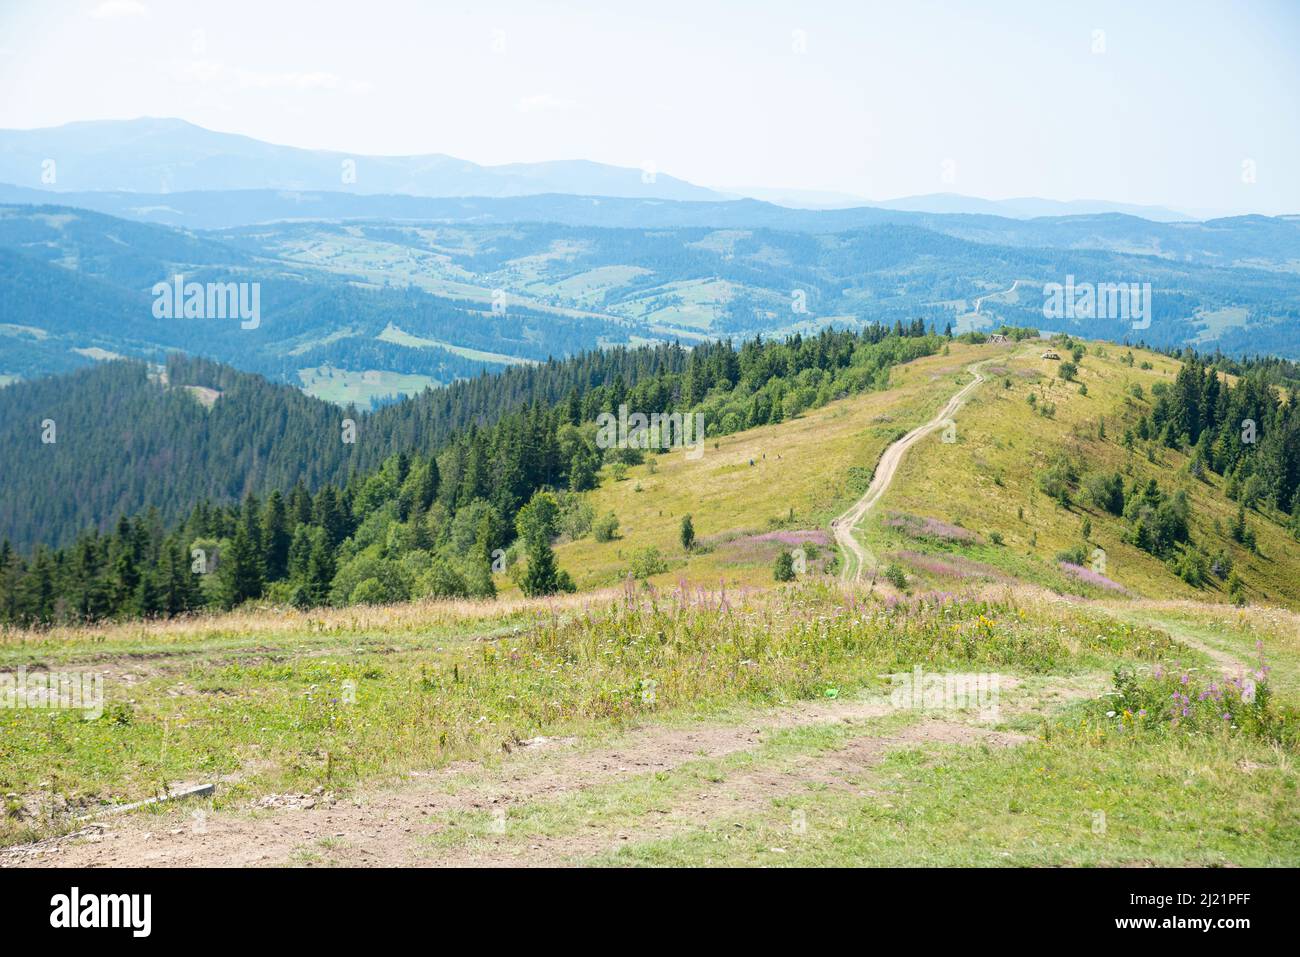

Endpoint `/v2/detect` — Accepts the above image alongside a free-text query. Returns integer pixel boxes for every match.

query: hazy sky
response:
[1,0,1297,214]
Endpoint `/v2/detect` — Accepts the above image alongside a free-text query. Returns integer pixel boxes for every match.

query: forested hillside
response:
[0,324,941,621]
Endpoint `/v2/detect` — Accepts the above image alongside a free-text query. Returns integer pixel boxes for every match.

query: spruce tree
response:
[261,491,291,582]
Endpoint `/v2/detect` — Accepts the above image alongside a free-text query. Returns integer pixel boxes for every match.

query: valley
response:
[4,183,1300,411]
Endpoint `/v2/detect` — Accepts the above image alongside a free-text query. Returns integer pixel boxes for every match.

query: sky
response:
[0,0,1297,215]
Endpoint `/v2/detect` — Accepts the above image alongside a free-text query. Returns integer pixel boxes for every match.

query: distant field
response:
[377,323,532,366]
[616,278,743,331]
[0,323,48,340]
[297,365,439,407]
[525,265,652,306]
[71,346,124,361]
[1192,306,1251,343]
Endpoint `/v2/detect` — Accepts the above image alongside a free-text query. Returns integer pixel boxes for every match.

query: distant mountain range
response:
[723,187,1194,222]
[0,118,1211,222]
[2,183,1295,270]
[3,116,1300,423]
[0,118,724,202]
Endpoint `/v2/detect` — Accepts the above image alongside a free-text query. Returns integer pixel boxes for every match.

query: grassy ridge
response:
[866,340,1300,605]
[545,345,985,591]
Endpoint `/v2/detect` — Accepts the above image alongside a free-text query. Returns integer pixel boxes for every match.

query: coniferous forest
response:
[0,322,941,625]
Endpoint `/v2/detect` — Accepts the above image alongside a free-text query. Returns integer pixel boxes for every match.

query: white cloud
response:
[515,93,579,114]
[90,1,147,19]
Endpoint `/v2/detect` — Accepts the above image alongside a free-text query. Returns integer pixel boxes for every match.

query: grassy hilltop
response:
[3,335,1298,866]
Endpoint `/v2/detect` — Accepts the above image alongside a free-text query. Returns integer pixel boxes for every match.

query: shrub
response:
[1083,471,1125,516]
[627,546,668,580]
[1170,548,1209,587]
[593,511,620,543]
[680,514,696,552]
[1056,545,1088,566]
[416,558,469,599]
[773,550,796,582]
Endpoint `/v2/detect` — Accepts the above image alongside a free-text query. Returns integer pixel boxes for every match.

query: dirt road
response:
[4,696,1028,868]
[973,278,1033,314]
[834,357,995,581]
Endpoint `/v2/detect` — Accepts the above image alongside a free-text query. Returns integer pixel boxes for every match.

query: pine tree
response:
[0,542,23,625]
[162,536,203,616]
[111,516,141,614]
[25,548,56,624]
[305,532,337,606]
[261,491,291,582]
[290,480,314,526]
[516,493,565,597]
[680,514,695,552]
[217,498,265,609]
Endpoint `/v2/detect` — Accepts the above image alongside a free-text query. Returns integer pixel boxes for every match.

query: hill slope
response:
[555,338,1300,608]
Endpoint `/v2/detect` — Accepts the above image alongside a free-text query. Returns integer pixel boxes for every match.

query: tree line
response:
[0,323,940,626]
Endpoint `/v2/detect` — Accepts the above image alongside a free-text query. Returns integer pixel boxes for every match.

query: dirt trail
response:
[973,278,1033,314]
[3,696,1026,869]
[433,719,1027,868]
[834,358,995,581]
[1100,605,1251,675]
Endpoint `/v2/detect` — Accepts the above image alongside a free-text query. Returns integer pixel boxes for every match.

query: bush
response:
[593,511,620,543]
[1037,455,1077,506]
[1170,548,1209,587]
[773,550,796,582]
[330,552,410,606]
[1055,545,1088,566]
[556,491,594,541]
[416,558,470,599]
[350,577,390,605]
[1084,471,1125,516]
[883,561,908,590]
[627,546,668,580]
